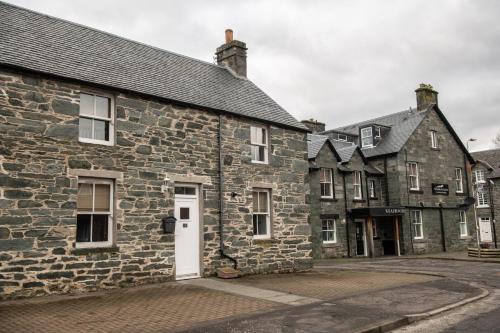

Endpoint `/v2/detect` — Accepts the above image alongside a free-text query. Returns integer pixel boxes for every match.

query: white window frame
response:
[337,134,348,142]
[252,189,271,239]
[353,171,362,200]
[360,127,373,148]
[408,162,420,190]
[474,170,486,184]
[320,168,334,199]
[476,190,489,208]
[374,127,381,139]
[430,130,438,149]
[76,178,114,248]
[459,211,468,237]
[369,179,376,198]
[322,219,337,244]
[455,168,464,193]
[78,92,115,146]
[250,126,269,164]
[411,210,423,239]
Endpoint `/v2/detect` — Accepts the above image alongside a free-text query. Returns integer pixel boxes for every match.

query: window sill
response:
[79,138,114,146]
[413,238,425,242]
[369,197,378,200]
[252,238,278,245]
[251,160,269,165]
[322,242,338,247]
[352,199,365,203]
[476,206,490,209]
[431,147,440,151]
[71,245,119,255]
[455,192,467,196]
[460,236,471,240]
[320,198,338,202]
[409,189,424,194]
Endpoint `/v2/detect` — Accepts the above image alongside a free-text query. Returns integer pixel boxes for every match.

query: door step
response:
[217,267,240,279]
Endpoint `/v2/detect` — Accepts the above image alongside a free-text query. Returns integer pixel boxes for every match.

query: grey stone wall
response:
[472,163,500,247]
[393,110,476,254]
[0,68,311,299]
[309,144,346,258]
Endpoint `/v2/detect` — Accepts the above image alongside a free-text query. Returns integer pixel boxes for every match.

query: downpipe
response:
[218,113,238,269]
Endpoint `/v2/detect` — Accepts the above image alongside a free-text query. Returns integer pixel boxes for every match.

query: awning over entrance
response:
[349,207,405,218]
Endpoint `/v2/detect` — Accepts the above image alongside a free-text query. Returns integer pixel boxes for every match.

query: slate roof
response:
[472,149,500,179]
[335,145,357,162]
[0,2,307,131]
[326,108,428,158]
[308,134,329,159]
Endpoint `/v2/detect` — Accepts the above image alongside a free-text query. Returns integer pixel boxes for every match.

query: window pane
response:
[259,192,268,213]
[253,214,267,235]
[93,119,109,141]
[251,146,259,161]
[261,128,267,144]
[253,191,259,211]
[79,117,92,139]
[80,94,94,116]
[250,127,257,143]
[258,146,266,162]
[77,183,93,211]
[76,214,91,242]
[180,207,190,220]
[94,184,110,212]
[92,214,109,242]
[95,96,110,118]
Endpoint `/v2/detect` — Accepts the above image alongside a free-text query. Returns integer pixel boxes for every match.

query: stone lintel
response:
[68,169,124,181]
[249,182,273,189]
[168,174,212,185]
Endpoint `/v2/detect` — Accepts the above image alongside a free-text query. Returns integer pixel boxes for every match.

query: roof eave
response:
[0,63,311,133]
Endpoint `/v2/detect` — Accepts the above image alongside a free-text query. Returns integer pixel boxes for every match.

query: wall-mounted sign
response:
[432,183,449,195]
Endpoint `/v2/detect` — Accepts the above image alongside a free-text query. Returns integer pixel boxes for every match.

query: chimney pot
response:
[415,83,438,111]
[225,29,233,43]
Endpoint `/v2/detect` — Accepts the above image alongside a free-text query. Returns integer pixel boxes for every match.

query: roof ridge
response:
[0,0,229,71]
[471,148,500,154]
[333,108,414,131]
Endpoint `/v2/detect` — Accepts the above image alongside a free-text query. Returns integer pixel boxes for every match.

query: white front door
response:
[174,185,200,280]
[479,218,492,242]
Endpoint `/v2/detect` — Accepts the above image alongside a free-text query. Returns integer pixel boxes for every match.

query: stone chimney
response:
[301,119,326,133]
[215,29,247,77]
[415,83,438,111]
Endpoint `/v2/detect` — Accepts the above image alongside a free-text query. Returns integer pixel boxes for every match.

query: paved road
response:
[322,258,500,333]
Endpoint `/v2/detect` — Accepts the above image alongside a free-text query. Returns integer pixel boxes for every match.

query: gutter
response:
[218,113,238,269]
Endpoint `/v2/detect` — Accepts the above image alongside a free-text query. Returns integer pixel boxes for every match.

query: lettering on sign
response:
[432,183,449,195]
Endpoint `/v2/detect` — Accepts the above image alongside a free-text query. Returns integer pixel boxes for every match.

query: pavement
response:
[0,258,486,333]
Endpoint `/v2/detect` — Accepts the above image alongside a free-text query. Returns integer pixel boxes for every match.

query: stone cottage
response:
[471,149,500,248]
[305,84,477,258]
[0,2,311,299]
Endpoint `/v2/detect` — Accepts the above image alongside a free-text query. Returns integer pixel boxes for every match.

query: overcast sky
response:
[5,0,500,152]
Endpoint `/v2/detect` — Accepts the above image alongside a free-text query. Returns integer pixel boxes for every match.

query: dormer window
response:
[360,127,373,148]
[374,127,381,139]
[338,134,347,142]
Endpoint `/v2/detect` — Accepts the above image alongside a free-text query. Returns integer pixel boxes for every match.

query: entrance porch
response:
[349,207,405,257]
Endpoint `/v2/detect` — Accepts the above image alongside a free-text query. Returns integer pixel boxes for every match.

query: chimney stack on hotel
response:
[301,119,326,133]
[215,29,248,77]
[415,83,438,111]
